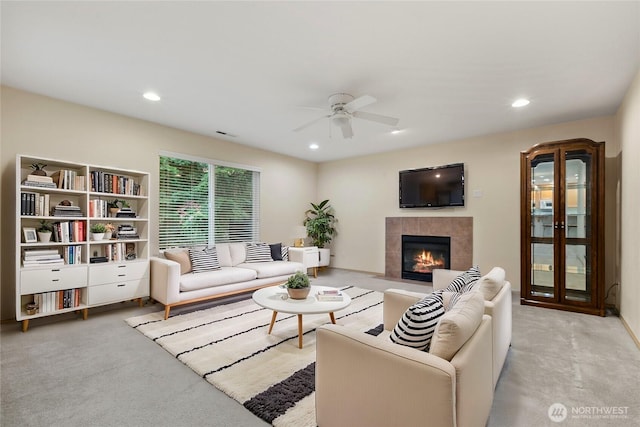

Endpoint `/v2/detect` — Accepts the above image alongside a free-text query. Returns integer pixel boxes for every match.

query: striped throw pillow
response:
[245,243,273,263]
[281,246,289,261]
[189,247,221,273]
[445,266,481,293]
[389,291,445,351]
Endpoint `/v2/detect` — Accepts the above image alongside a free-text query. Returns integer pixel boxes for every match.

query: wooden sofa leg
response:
[164,305,171,320]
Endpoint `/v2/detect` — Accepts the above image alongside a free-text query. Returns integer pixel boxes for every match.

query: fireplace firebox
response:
[402,235,451,282]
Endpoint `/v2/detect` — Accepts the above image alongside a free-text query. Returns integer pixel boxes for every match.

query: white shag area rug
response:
[126,286,384,426]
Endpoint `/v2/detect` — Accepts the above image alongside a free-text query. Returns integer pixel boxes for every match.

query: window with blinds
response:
[159,155,260,250]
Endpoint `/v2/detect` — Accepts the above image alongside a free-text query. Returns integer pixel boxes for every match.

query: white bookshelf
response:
[16,155,150,331]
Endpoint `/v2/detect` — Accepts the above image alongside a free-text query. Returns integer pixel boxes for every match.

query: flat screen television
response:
[399,163,465,208]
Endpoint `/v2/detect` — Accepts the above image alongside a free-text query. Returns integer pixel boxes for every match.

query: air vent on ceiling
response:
[216,130,237,137]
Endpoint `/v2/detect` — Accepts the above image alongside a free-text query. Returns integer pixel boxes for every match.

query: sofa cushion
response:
[179,267,257,292]
[429,291,484,361]
[389,292,445,351]
[445,266,481,293]
[473,267,506,300]
[215,243,233,267]
[229,243,247,266]
[270,243,283,261]
[163,248,192,274]
[237,260,303,279]
[189,247,221,273]
[245,243,273,263]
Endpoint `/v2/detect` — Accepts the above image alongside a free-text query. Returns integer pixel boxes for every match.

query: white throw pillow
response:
[429,291,484,361]
[163,248,192,275]
[473,267,506,300]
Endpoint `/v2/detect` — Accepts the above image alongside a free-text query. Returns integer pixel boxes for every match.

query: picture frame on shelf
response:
[23,227,37,243]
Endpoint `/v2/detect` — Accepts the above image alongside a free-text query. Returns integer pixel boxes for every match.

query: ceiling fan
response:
[293,93,399,139]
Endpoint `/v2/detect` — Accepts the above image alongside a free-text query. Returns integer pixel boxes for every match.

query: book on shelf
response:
[90,170,141,195]
[51,204,83,217]
[52,220,85,243]
[26,174,54,183]
[316,289,344,301]
[32,288,82,314]
[50,170,85,190]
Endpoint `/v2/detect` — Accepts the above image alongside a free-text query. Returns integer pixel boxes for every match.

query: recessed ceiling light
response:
[143,92,161,101]
[512,98,530,108]
[309,143,319,150]
[391,129,403,135]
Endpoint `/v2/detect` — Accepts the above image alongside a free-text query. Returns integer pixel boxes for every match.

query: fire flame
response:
[412,250,444,273]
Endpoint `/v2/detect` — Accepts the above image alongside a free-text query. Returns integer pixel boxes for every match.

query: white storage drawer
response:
[21,266,87,294]
[88,277,149,306]
[89,261,149,286]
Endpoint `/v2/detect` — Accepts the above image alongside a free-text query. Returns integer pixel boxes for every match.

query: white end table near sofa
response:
[288,246,320,277]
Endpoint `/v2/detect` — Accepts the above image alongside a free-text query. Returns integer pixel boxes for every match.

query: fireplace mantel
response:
[385,217,473,282]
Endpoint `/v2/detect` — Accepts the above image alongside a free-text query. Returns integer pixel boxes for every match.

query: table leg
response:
[329,312,336,324]
[298,314,303,349]
[268,311,278,334]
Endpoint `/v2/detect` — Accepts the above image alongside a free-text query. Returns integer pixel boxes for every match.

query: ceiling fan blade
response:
[340,121,354,139]
[293,114,331,132]
[352,110,399,127]
[344,95,376,112]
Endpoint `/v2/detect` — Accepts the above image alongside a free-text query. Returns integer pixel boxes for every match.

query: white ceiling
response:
[2,2,639,163]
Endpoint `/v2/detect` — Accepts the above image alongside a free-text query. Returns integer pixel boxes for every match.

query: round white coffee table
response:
[252,285,351,348]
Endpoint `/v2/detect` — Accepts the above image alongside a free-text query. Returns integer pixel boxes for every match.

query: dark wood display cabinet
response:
[520,138,605,316]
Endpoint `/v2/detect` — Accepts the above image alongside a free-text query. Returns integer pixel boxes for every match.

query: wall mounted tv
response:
[399,163,465,208]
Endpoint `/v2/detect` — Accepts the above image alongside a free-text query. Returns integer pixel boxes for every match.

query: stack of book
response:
[316,289,344,301]
[51,204,83,217]
[23,249,64,267]
[116,224,139,239]
[22,174,57,189]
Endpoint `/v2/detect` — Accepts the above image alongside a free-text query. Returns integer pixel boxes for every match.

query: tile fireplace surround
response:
[385,216,473,281]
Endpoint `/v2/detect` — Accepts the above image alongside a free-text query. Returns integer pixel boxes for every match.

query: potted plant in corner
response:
[37,220,53,242]
[90,223,107,241]
[304,199,337,267]
[284,271,311,299]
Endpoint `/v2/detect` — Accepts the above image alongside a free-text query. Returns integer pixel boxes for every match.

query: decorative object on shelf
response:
[30,163,47,176]
[89,223,106,241]
[22,227,37,243]
[104,223,116,239]
[292,225,307,247]
[25,302,38,315]
[37,220,53,242]
[283,271,310,299]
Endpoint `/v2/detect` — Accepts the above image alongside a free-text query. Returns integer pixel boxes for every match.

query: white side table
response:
[288,246,320,277]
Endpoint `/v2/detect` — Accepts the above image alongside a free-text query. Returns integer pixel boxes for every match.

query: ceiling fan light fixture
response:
[332,114,350,128]
[512,98,530,108]
[143,91,161,101]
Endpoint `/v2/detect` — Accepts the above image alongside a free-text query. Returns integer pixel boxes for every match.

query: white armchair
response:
[315,289,494,427]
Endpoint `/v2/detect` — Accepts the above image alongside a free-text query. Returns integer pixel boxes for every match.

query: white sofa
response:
[150,243,304,319]
[316,289,494,427]
[433,267,512,388]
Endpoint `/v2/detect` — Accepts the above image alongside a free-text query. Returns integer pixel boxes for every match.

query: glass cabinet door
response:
[563,150,592,303]
[529,152,556,299]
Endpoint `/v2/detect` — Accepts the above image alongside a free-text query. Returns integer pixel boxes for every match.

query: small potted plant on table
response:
[284,271,311,300]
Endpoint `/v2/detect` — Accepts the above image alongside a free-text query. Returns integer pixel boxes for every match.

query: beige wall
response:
[318,116,618,298]
[0,86,317,320]
[616,68,640,343]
